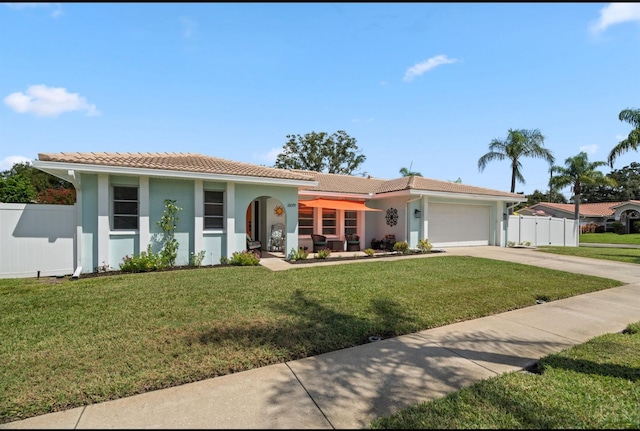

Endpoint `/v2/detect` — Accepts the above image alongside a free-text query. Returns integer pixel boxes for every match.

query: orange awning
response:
[299,198,382,212]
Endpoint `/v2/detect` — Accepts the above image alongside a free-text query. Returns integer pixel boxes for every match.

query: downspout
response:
[405,196,422,248]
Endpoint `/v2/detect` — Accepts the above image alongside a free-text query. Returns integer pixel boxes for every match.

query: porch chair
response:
[270,223,285,252]
[345,234,360,251]
[311,234,327,252]
[246,234,262,258]
[382,234,396,251]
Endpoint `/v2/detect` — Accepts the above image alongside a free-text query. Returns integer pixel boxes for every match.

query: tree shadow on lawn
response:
[192,288,419,358]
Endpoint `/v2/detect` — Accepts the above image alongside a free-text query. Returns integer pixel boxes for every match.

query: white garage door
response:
[429,203,491,247]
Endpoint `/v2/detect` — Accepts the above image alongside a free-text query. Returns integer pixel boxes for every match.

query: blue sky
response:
[2,3,640,198]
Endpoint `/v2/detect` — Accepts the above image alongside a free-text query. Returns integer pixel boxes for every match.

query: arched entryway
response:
[620,209,640,234]
[245,196,287,253]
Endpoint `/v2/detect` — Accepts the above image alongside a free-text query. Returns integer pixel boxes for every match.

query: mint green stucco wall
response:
[149,178,195,267]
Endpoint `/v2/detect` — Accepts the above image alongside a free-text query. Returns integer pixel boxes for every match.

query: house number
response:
[287,203,297,207]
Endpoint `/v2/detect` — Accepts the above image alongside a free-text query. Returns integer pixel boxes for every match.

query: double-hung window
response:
[344,210,357,235]
[204,191,224,229]
[113,186,138,230]
[298,206,314,236]
[322,208,336,235]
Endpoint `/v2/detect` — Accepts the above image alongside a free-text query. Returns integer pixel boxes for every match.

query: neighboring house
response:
[32,152,526,274]
[518,201,640,233]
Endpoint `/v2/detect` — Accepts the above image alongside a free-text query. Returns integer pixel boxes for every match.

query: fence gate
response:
[507,215,578,247]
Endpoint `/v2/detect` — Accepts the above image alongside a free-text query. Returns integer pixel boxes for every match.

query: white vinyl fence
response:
[508,215,578,247]
[0,203,76,279]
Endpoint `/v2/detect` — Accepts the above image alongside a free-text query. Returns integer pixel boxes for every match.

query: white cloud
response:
[579,144,598,154]
[403,55,458,82]
[0,155,31,171]
[4,2,63,18]
[257,148,282,165]
[591,3,640,33]
[4,85,100,117]
[616,134,627,141]
[180,16,197,39]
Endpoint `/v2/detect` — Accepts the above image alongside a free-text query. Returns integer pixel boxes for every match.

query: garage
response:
[429,203,491,246]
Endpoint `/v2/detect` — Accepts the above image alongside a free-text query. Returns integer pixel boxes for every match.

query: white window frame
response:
[112,185,139,231]
[204,190,225,230]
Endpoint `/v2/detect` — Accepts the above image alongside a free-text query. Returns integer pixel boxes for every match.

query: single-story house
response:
[517,201,640,233]
[32,152,526,274]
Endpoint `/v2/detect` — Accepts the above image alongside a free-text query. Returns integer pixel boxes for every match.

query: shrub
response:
[364,248,375,257]
[612,221,624,234]
[507,241,516,247]
[634,221,640,233]
[120,245,165,273]
[229,250,260,266]
[219,256,229,265]
[417,238,433,253]
[189,250,206,267]
[288,247,309,261]
[315,248,331,259]
[393,241,410,254]
[580,222,599,234]
[156,199,182,267]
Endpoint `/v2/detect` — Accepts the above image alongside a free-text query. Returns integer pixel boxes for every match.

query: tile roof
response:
[297,171,524,199]
[37,152,524,199]
[528,201,628,217]
[37,152,315,182]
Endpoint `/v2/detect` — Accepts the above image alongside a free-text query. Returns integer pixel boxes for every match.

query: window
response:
[113,186,138,230]
[299,206,314,236]
[322,208,336,235]
[344,210,357,235]
[204,191,224,229]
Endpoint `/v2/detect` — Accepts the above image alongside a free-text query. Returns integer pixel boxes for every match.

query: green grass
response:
[580,232,640,244]
[0,256,623,424]
[370,322,640,429]
[538,246,640,264]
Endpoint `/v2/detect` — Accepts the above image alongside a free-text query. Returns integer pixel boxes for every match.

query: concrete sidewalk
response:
[3,247,640,429]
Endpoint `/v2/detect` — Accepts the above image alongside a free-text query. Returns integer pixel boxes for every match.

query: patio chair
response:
[346,234,360,251]
[311,234,327,252]
[382,234,396,251]
[246,234,262,258]
[270,223,285,252]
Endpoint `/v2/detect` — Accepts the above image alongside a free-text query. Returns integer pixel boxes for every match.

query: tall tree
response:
[274,130,366,175]
[0,174,37,203]
[478,128,554,193]
[1,162,76,204]
[549,152,616,221]
[608,108,640,168]
[581,162,640,202]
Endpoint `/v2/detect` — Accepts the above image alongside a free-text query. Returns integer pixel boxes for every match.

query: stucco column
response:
[97,173,109,269]
[422,197,429,241]
[139,176,150,251]
[194,179,203,254]
[226,182,235,257]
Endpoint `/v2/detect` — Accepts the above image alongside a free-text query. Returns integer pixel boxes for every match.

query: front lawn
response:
[538,246,640,264]
[580,232,640,244]
[370,321,640,429]
[0,256,622,424]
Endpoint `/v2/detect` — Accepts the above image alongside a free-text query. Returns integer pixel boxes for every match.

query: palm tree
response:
[399,162,422,177]
[478,128,554,193]
[549,152,616,222]
[608,108,640,168]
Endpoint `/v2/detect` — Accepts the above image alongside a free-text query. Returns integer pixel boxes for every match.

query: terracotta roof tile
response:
[37,152,524,199]
[297,172,523,199]
[528,202,625,217]
[37,152,315,182]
